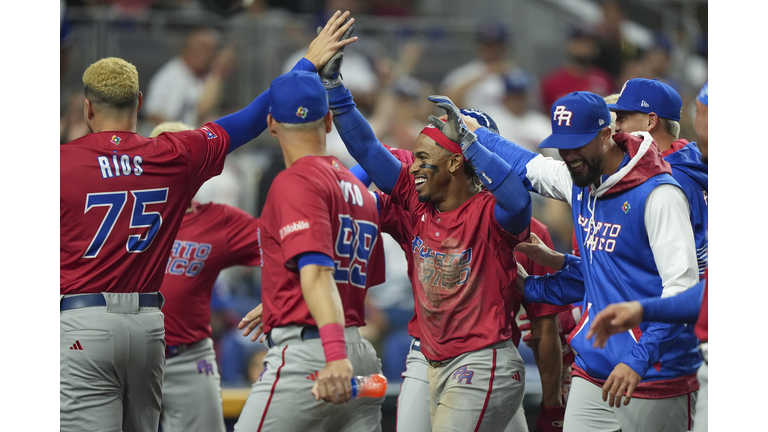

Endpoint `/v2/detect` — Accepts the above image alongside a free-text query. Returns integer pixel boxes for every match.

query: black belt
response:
[60,293,161,311]
[166,339,205,359]
[425,355,456,368]
[267,326,321,347]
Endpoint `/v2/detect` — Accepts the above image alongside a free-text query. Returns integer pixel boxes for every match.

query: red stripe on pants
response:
[474,349,497,432]
[257,346,288,432]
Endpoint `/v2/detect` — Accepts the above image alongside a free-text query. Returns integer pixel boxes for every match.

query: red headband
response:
[420,123,466,160]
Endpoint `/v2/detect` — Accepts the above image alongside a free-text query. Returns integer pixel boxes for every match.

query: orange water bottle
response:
[351,373,387,399]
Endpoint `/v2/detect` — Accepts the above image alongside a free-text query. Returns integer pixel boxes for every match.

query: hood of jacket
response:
[664,139,708,192]
[592,131,673,198]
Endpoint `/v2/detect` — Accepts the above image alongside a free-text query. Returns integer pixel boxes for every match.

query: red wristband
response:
[319,323,347,362]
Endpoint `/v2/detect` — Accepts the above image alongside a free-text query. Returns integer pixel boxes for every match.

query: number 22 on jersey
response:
[82,188,168,258]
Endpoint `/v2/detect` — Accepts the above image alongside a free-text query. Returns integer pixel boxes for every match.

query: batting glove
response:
[427,95,478,152]
[317,20,355,89]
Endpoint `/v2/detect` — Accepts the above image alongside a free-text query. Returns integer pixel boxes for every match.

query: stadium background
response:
[59,0,708,430]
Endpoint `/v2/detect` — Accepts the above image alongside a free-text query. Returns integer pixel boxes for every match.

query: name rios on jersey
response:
[577,214,622,253]
[411,236,473,287]
[97,153,144,179]
[165,240,212,277]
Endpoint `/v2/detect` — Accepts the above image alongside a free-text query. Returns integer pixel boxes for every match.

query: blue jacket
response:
[477,128,702,382]
[665,140,708,278]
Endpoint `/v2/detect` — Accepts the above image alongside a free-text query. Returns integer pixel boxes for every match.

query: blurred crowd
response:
[60,0,708,388]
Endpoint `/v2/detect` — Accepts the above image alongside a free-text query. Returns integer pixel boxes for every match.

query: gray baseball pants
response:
[426,339,526,432]
[564,376,697,432]
[234,325,384,432]
[60,292,165,432]
[160,337,225,432]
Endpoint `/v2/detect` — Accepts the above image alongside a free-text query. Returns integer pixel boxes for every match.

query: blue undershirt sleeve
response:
[350,164,372,188]
[296,252,335,270]
[327,84,401,194]
[524,253,586,305]
[214,58,318,154]
[462,131,531,235]
[638,279,705,324]
[475,128,540,192]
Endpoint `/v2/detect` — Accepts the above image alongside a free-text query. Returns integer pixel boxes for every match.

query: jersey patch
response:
[201,126,217,140]
[279,220,310,240]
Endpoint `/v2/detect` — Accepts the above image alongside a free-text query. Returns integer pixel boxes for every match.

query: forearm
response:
[300,265,346,327]
[638,279,705,324]
[530,316,563,407]
[327,84,401,193]
[524,254,585,305]
[463,137,531,234]
[621,322,685,378]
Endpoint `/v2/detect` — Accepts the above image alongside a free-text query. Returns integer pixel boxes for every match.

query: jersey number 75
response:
[82,188,169,258]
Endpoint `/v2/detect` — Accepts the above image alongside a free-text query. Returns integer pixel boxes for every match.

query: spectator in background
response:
[540,26,614,110]
[593,0,639,88]
[143,27,236,129]
[483,69,555,157]
[440,19,529,114]
[60,91,90,145]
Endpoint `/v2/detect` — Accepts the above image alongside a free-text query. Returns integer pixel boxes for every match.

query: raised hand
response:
[427,95,477,152]
[304,10,358,83]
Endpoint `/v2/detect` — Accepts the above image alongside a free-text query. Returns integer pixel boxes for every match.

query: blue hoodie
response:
[665,139,708,278]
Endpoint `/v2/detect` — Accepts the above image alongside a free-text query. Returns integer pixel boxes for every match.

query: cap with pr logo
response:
[539,91,611,150]
[269,70,329,124]
[607,78,683,121]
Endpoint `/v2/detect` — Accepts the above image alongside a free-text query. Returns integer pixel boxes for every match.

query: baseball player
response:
[60,14,357,429]
[609,78,708,280]
[358,111,574,432]
[233,69,386,432]
[319,28,536,429]
[145,121,261,432]
[460,91,701,432]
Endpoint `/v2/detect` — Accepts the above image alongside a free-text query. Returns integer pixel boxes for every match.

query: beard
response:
[567,156,603,188]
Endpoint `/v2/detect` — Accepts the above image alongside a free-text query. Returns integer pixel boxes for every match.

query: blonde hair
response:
[603,93,620,105]
[276,117,325,131]
[603,93,620,133]
[82,57,140,111]
[150,121,194,137]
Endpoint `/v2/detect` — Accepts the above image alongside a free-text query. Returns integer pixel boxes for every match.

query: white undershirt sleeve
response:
[645,184,699,298]
[524,155,575,205]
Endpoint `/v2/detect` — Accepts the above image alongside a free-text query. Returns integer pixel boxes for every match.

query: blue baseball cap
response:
[539,91,611,150]
[461,108,499,134]
[269,70,329,124]
[696,81,708,106]
[607,78,683,121]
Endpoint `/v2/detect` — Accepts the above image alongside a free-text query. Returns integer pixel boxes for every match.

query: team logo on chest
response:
[622,201,631,214]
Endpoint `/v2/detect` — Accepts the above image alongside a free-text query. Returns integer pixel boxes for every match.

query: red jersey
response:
[160,201,260,346]
[60,124,229,294]
[517,217,574,344]
[259,156,386,334]
[389,162,528,361]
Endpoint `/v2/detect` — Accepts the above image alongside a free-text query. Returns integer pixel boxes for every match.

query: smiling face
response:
[558,128,610,188]
[409,134,458,203]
